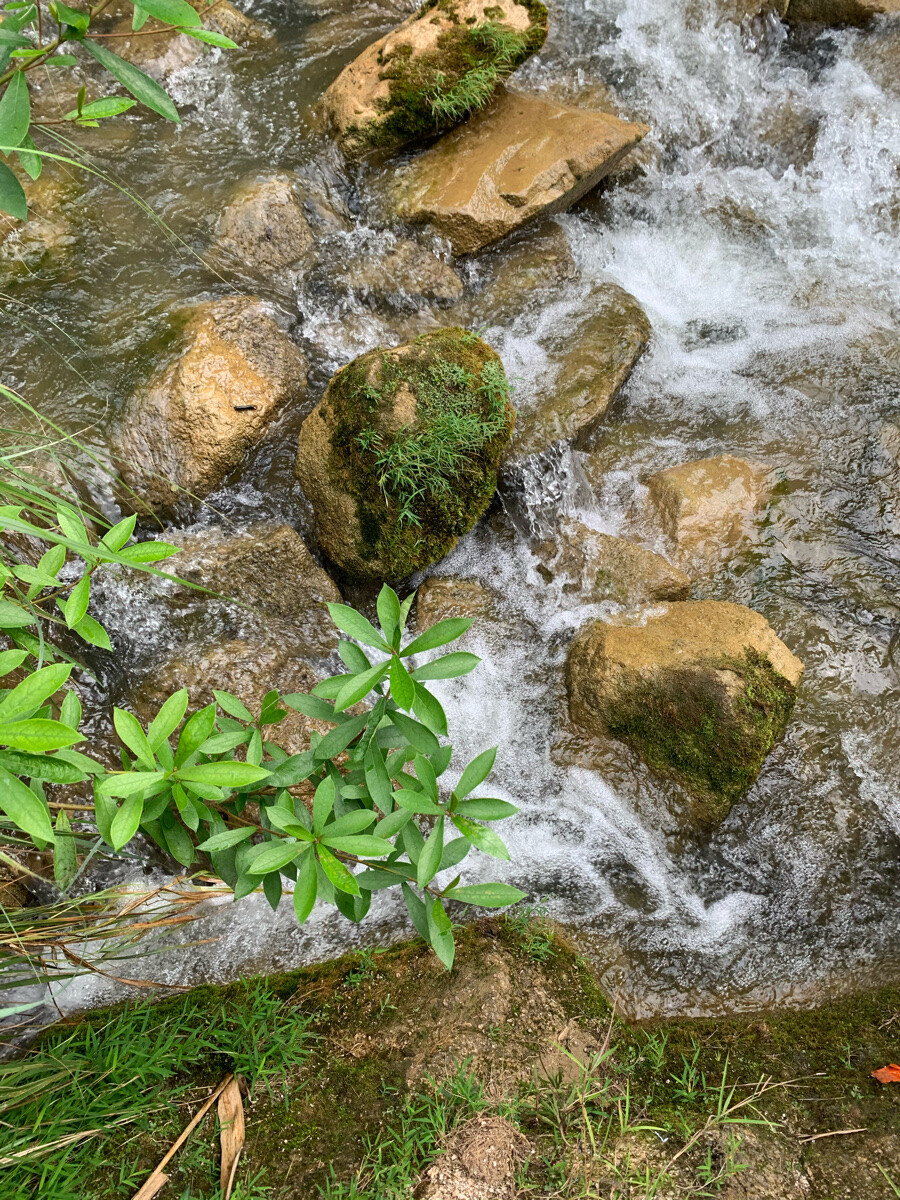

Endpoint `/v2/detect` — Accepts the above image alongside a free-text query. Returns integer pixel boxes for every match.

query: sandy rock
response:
[295,328,514,580]
[333,237,464,309]
[785,0,900,23]
[322,0,547,158]
[163,524,340,651]
[395,87,648,256]
[214,175,314,276]
[509,284,651,461]
[415,575,499,630]
[566,600,803,821]
[646,454,771,571]
[536,520,690,606]
[0,168,79,271]
[104,0,270,78]
[134,636,327,755]
[113,296,307,512]
[420,1115,529,1200]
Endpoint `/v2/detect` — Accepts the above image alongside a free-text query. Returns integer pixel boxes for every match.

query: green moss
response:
[604,648,797,821]
[352,2,548,152]
[324,327,515,579]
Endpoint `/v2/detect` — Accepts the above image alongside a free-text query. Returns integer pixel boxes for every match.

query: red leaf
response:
[871,1064,900,1084]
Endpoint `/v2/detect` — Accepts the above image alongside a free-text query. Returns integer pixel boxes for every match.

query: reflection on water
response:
[4,0,900,1020]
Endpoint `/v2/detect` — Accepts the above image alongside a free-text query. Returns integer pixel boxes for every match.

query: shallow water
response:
[4,0,900,1020]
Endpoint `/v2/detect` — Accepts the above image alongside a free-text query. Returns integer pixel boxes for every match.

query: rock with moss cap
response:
[566,600,803,823]
[322,0,548,158]
[295,328,515,580]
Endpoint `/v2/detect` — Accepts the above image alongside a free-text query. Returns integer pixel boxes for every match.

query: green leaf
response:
[0,597,33,628]
[326,603,389,651]
[338,639,370,673]
[131,2,149,30]
[96,769,165,798]
[438,836,469,872]
[426,898,454,969]
[196,825,254,852]
[364,743,392,813]
[333,659,389,713]
[0,662,71,721]
[70,614,111,651]
[132,0,200,26]
[389,656,415,711]
[412,683,447,737]
[209,689,252,722]
[321,834,393,857]
[160,809,194,866]
[402,881,428,940]
[81,40,181,122]
[175,761,270,787]
[64,95,135,121]
[183,26,238,47]
[100,513,137,553]
[417,815,444,889]
[174,703,215,765]
[49,1,89,33]
[16,132,40,180]
[389,709,439,756]
[292,851,317,922]
[373,808,410,838]
[443,882,526,908]
[113,707,155,769]
[59,690,82,729]
[247,840,309,875]
[281,692,339,722]
[376,585,401,644]
[114,539,180,563]
[312,774,335,835]
[392,787,442,816]
[454,798,518,820]
[0,71,29,149]
[0,650,27,676]
[0,719,81,751]
[413,753,438,799]
[110,793,143,850]
[411,652,480,682]
[451,814,510,860]
[313,710,368,761]
[148,688,188,750]
[455,747,497,799]
[401,617,471,657]
[53,808,77,890]
[310,674,352,699]
[0,768,54,843]
[323,808,375,838]
[43,53,78,65]
[317,847,359,895]
[0,749,87,783]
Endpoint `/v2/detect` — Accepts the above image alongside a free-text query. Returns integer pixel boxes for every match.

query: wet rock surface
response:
[415,574,500,630]
[214,175,315,276]
[395,87,648,255]
[324,236,464,310]
[102,0,270,78]
[785,0,900,23]
[113,296,307,512]
[566,600,804,821]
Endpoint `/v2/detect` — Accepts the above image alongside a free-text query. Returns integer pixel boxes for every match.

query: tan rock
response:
[509,284,651,460]
[335,237,464,308]
[214,175,314,275]
[322,0,547,158]
[113,296,307,512]
[164,524,340,653]
[395,87,649,256]
[415,575,498,631]
[104,0,270,77]
[566,601,803,821]
[646,455,771,570]
[536,520,690,606]
[460,220,577,326]
[786,0,900,23]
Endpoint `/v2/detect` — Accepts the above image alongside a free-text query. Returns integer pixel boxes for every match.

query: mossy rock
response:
[295,328,515,581]
[322,0,548,158]
[566,600,804,823]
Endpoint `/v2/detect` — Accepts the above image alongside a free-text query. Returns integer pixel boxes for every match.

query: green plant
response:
[0,0,236,221]
[507,898,555,963]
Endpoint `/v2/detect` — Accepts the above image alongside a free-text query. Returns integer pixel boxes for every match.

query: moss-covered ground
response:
[4,917,900,1198]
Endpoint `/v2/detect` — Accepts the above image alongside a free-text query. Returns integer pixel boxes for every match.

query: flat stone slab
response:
[395,87,649,255]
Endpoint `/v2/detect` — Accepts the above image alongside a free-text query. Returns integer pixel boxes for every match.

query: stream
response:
[3,0,900,1022]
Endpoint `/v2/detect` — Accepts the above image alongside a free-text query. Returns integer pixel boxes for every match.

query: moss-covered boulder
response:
[566,600,804,822]
[322,0,548,158]
[295,328,515,580]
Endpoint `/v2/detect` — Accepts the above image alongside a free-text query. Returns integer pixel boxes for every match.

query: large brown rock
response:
[214,175,314,276]
[566,601,803,821]
[295,328,514,580]
[322,0,547,158]
[509,284,651,460]
[113,297,307,512]
[786,0,900,23]
[536,520,690,606]
[395,88,649,255]
[646,455,771,571]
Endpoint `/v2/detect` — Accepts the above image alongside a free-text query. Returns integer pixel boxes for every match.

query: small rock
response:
[214,175,315,276]
[415,575,499,631]
[295,328,514,580]
[331,237,464,309]
[566,600,803,821]
[113,296,307,512]
[785,0,900,25]
[509,284,651,461]
[536,520,691,605]
[460,220,578,326]
[646,454,771,571]
[395,87,649,255]
[322,0,548,158]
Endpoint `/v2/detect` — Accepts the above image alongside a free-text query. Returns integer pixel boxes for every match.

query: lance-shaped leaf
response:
[317,846,359,895]
[0,72,30,149]
[411,652,480,681]
[443,882,526,908]
[401,617,471,657]
[326,603,389,651]
[0,719,82,752]
[0,768,54,843]
[81,40,180,123]
[293,851,317,922]
[247,840,310,875]
[451,813,510,860]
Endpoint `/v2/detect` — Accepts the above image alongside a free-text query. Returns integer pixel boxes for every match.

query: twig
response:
[130,1074,232,1200]
[799,1127,867,1143]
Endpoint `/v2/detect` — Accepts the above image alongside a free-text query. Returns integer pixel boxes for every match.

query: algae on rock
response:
[295,328,515,580]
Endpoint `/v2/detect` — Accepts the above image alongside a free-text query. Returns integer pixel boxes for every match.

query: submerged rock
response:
[164,524,341,652]
[395,87,648,255]
[461,220,578,325]
[646,454,771,571]
[415,575,499,630]
[113,297,307,512]
[331,237,464,309]
[322,0,548,158]
[566,600,803,821]
[0,168,79,272]
[536,520,691,606]
[214,175,314,276]
[295,328,514,580]
[785,0,900,24]
[509,284,651,461]
[103,0,270,78]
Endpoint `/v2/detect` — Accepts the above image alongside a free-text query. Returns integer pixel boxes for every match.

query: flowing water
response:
[4,0,900,1020]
